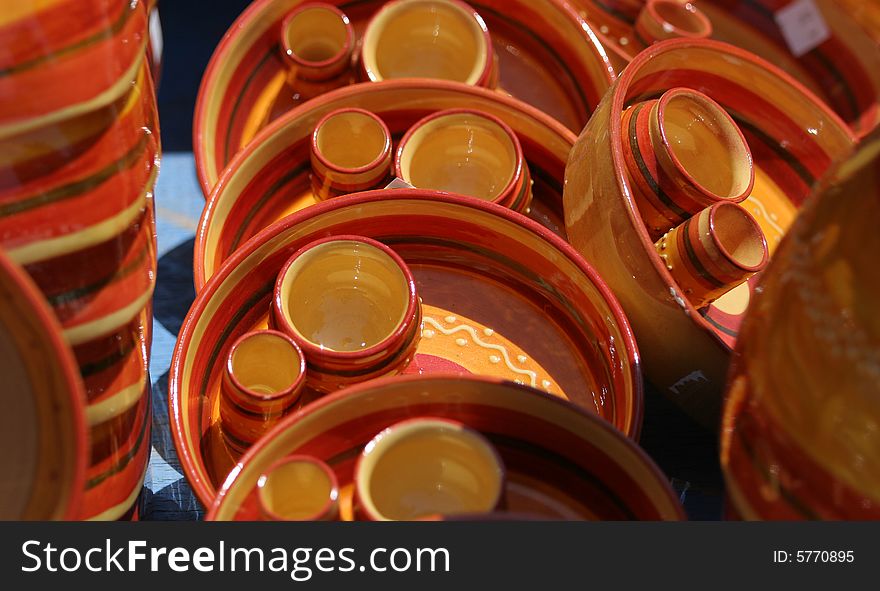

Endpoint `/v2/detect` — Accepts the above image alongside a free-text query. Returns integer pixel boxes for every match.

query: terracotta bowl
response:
[193,0,616,195]
[256,455,339,520]
[195,79,577,290]
[563,38,856,426]
[206,376,683,521]
[0,249,87,520]
[171,190,643,507]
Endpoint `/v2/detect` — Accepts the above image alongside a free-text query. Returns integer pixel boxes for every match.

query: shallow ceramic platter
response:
[195,79,576,290]
[194,0,615,194]
[0,249,87,520]
[207,376,682,521]
[564,39,857,425]
[172,190,643,506]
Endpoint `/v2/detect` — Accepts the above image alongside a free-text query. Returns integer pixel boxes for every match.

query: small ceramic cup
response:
[354,417,505,521]
[257,455,340,521]
[272,235,421,393]
[220,330,306,453]
[621,87,755,240]
[310,108,393,200]
[635,0,712,46]
[395,109,533,213]
[360,0,496,88]
[280,3,355,82]
[655,201,769,309]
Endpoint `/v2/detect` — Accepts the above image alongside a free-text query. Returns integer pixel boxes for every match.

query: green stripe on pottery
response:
[0,130,153,217]
[681,217,727,289]
[45,240,150,308]
[86,386,150,489]
[0,3,137,77]
[78,339,138,380]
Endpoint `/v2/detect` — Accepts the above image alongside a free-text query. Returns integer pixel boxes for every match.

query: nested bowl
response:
[207,376,682,521]
[172,190,643,507]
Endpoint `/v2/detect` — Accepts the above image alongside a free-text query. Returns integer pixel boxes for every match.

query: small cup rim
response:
[360,0,493,86]
[280,3,355,71]
[273,234,420,360]
[256,455,340,521]
[655,87,755,203]
[645,0,712,39]
[354,416,505,521]
[311,108,392,175]
[706,202,769,273]
[225,329,307,403]
[394,108,524,205]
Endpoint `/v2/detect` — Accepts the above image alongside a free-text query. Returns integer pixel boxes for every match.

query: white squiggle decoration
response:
[748,197,786,241]
[423,316,538,388]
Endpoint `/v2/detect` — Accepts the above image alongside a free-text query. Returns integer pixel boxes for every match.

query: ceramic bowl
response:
[395,108,532,213]
[195,79,577,290]
[271,235,421,392]
[563,38,856,426]
[257,455,340,520]
[206,376,682,521]
[193,0,616,194]
[354,417,505,520]
[0,249,87,520]
[634,0,712,46]
[310,107,392,199]
[171,190,643,507]
[280,3,354,82]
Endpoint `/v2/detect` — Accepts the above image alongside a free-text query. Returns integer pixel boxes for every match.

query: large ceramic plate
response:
[172,190,643,507]
[208,376,682,521]
[563,38,856,425]
[0,249,87,520]
[195,79,577,290]
[193,0,615,195]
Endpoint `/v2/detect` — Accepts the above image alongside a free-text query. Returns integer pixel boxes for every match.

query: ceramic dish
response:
[172,190,643,506]
[563,38,856,426]
[207,376,682,521]
[195,79,576,290]
[568,0,880,138]
[193,0,615,195]
[0,249,87,520]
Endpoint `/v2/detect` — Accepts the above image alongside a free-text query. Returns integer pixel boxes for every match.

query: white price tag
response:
[774,0,831,57]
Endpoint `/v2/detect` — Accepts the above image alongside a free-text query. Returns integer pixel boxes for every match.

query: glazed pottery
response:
[0,0,159,520]
[395,109,532,213]
[171,190,643,507]
[634,0,712,46]
[193,0,616,193]
[220,330,306,452]
[354,417,505,520]
[281,3,354,81]
[360,0,494,87]
[0,249,87,520]
[721,128,880,520]
[563,39,855,426]
[620,88,754,239]
[195,79,578,290]
[271,235,421,392]
[310,108,392,200]
[655,202,768,309]
[257,455,339,520]
[205,376,681,521]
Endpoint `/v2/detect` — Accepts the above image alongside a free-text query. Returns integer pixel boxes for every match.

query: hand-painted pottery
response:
[195,79,577,290]
[0,1,159,520]
[721,128,880,520]
[0,249,87,520]
[206,376,682,521]
[354,417,505,521]
[310,108,392,200]
[220,330,306,453]
[395,109,532,213]
[634,0,712,46]
[655,202,768,309]
[193,0,616,195]
[257,455,339,520]
[360,0,495,87]
[281,3,355,81]
[563,39,856,427]
[620,87,754,239]
[271,235,422,392]
[171,190,643,506]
